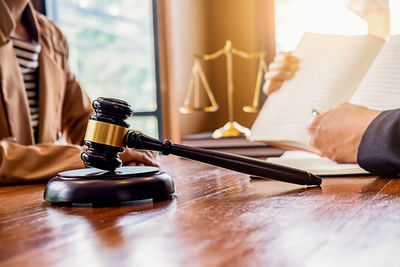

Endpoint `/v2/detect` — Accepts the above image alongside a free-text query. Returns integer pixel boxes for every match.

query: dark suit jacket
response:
[358,109,400,175]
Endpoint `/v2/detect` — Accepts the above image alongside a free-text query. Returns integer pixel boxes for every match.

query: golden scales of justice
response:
[179,40,268,139]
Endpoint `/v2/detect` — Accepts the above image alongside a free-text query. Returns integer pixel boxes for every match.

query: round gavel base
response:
[44,166,175,205]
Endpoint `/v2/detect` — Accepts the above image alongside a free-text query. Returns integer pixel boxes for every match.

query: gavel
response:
[81,97,321,186]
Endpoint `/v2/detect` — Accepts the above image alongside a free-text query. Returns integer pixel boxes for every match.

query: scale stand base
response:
[43,166,175,206]
[212,121,251,139]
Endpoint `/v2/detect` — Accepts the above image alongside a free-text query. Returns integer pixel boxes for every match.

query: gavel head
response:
[81,97,133,171]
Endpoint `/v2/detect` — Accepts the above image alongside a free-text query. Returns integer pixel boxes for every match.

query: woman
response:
[0,0,158,184]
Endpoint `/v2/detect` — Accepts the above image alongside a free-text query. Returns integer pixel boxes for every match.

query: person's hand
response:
[307,103,381,163]
[263,52,299,95]
[119,148,160,167]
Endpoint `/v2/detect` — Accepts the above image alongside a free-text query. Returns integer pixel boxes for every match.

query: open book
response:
[266,151,369,176]
[250,32,400,153]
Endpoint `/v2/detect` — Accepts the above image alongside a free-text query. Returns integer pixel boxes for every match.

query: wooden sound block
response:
[44,166,175,205]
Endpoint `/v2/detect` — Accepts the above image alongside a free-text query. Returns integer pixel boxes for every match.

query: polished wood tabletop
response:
[1,156,400,267]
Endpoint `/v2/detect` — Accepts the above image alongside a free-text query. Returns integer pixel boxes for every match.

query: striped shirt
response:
[10,36,41,142]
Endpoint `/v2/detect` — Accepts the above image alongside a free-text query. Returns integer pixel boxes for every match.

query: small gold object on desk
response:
[179,40,268,139]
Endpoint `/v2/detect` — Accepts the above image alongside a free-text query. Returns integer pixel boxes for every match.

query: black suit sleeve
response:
[358,109,400,175]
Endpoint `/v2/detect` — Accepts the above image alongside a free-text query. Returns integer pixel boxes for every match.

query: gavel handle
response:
[126,131,321,186]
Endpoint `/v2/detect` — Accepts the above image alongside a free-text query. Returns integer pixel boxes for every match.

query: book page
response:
[250,33,384,149]
[350,35,400,110]
[266,151,369,176]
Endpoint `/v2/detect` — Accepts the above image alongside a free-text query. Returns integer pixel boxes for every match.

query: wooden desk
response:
[1,157,400,267]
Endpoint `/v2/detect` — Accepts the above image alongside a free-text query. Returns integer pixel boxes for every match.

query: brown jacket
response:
[0,1,93,184]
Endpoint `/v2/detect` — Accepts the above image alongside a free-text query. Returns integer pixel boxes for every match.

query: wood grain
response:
[1,156,399,267]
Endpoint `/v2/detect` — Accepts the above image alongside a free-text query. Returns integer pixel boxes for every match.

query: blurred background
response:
[33,0,398,141]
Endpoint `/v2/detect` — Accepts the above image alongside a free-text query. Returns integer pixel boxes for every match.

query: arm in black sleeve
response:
[358,109,400,175]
